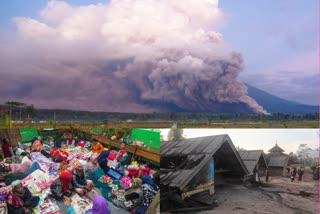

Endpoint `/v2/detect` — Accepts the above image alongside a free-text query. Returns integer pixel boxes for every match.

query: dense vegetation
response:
[0,102,318,123]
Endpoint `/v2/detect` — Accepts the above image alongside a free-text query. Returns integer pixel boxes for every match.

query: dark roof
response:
[238,150,267,173]
[161,134,228,156]
[268,144,285,153]
[161,135,249,190]
[268,156,289,167]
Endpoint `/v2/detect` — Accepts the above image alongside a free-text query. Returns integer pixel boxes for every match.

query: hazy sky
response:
[160,129,319,154]
[0,0,317,112]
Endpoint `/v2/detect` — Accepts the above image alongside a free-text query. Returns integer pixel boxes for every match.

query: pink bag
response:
[107,151,117,160]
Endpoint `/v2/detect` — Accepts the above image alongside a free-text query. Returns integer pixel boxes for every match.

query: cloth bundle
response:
[30,152,60,171]
[91,142,105,154]
[67,160,81,172]
[119,176,132,189]
[99,175,111,183]
[33,190,60,214]
[71,193,93,214]
[21,169,54,195]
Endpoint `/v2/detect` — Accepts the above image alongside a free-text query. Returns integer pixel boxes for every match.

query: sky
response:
[0,0,317,113]
[160,128,319,154]
[219,0,318,105]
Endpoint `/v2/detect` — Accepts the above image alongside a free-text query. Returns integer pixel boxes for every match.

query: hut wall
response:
[0,128,21,147]
[257,157,267,177]
[0,128,22,158]
[269,167,285,176]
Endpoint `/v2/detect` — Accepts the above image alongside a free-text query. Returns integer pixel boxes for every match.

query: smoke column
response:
[0,0,268,114]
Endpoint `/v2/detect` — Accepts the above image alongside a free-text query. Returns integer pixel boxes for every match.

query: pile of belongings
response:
[0,137,159,214]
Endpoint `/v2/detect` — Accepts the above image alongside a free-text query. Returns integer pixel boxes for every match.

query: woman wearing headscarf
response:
[135,175,158,214]
[64,191,109,214]
[7,180,40,214]
[85,153,100,178]
[50,171,73,200]
[112,178,143,210]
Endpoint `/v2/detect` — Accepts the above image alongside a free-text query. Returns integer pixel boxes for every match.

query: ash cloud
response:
[0,0,267,114]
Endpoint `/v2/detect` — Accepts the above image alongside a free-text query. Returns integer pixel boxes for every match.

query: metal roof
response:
[268,156,289,167]
[161,134,228,156]
[161,135,249,190]
[268,144,285,153]
[238,150,267,173]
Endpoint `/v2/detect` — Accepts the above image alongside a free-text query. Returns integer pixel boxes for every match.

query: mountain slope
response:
[246,84,318,114]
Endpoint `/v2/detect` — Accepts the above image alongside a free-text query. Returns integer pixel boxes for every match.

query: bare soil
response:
[198,174,318,214]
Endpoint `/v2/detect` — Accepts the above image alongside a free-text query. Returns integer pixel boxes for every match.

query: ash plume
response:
[0,0,268,114]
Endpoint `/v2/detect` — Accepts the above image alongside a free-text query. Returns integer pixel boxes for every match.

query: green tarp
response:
[19,128,39,142]
[130,129,160,149]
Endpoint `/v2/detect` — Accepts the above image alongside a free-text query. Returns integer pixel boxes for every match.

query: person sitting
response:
[72,166,94,196]
[97,151,110,173]
[112,177,143,210]
[50,171,73,200]
[115,142,128,173]
[6,180,40,214]
[85,153,100,178]
[65,190,109,214]
[67,133,75,146]
[43,137,55,151]
[135,175,158,214]
[2,138,14,158]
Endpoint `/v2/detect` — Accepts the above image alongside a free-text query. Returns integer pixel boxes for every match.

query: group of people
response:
[0,134,159,214]
[288,167,304,182]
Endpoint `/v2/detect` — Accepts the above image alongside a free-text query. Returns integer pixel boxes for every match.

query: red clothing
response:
[67,139,73,145]
[2,143,13,158]
[77,140,86,148]
[116,149,127,162]
[59,171,73,193]
[140,166,151,177]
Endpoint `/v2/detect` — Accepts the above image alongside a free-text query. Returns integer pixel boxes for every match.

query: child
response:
[43,137,55,151]
[115,142,128,173]
[72,166,94,196]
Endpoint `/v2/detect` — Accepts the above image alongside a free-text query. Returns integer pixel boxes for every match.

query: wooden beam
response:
[136,148,160,163]
[78,129,160,163]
